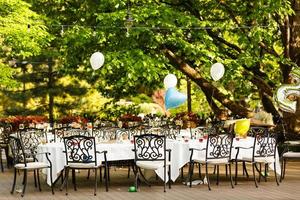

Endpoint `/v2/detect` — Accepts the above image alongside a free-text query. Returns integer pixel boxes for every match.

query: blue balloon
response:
[165,87,187,110]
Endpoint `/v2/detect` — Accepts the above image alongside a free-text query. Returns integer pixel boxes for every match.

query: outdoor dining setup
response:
[0,115,284,197]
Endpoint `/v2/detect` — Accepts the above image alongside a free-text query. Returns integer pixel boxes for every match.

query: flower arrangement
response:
[118,114,142,128]
[0,115,48,131]
[118,114,142,122]
[58,115,88,127]
[173,112,201,128]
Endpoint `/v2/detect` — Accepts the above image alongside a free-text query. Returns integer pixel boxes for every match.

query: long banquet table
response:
[37,137,281,186]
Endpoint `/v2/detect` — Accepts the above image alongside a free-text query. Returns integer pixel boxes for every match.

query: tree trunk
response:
[48,58,54,126]
[282,0,300,134]
[186,76,192,113]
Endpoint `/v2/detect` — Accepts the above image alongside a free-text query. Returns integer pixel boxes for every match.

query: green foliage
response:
[0,0,52,58]
[98,101,141,121]
[0,0,298,123]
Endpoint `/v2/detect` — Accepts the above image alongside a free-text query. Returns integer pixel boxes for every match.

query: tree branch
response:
[164,48,253,117]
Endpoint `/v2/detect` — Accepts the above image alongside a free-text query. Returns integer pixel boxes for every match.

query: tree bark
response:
[281,1,300,134]
[48,58,54,126]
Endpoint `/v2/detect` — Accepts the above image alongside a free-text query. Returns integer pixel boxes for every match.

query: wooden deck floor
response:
[0,161,300,200]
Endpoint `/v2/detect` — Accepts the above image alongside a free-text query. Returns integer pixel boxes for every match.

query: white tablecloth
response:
[37,140,190,185]
[37,137,280,186]
[188,137,281,175]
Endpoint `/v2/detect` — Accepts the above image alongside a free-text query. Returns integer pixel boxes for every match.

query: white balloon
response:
[210,63,225,81]
[90,52,105,70]
[164,74,177,89]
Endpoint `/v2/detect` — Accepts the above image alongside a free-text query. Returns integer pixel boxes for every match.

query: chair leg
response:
[37,169,42,191]
[229,164,234,188]
[225,164,228,177]
[72,169,77,191]
[181,167,184,179]
[235,161,238,185]
[216,165,219,185]
[87,169,90,179]
[34,170,37,188]
[127,165,131,178]
[206,164,211,191]
[274,161,279,186]
[135,169,139,190]
[138,168,151,186]
[104,164,109,192]
[252,163,258,188]
[280,158,286,182]
[188,162,194,187]
[107,166,110,182]
[4,147,10,168]
[65,168,70,195]
[264,163,268,182]
[164,165,166,192]
[61,169,64,186]
[0,150,3,172]
[94,168,98,196]
[99,167,102,182]
[243,162,249,178]
[21,169,28,197]
[49,167,54,195]
[168,165,171,189]
[11,168,17,194]
[283,158,287,180]
[258,163,262,183]
[60,168,67,191]
[198,163,202,179]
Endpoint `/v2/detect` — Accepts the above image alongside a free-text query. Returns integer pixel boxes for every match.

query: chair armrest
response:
[235,146,253,150]
[96,150,108,164]
[234,146,253,161]
[30,152,51,156]
[284,140,300,146]
[27,152,52,166]
[96,150,107,154]
[131,149,136,152]
[189,147,206,152]
[189,148,206,162]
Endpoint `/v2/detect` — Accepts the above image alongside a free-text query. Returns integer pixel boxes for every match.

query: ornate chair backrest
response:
[115,128,142,140]
[144,127,168,136]
[253,129,277,160]
[134,134,166,161]
[166,125,180,140]
[0,125,12,146]
[63,135,97,166]
[98,121,116,128]
[248,127,267,137]
[192,126,207,138]
[53,127,67,142]
[18,128,47,154]
[206,133,233,161]
[92,127,105,140]
[64,128,90,137]
[92,127,117,141]
[210,121,226,135]
[8,136,27,166]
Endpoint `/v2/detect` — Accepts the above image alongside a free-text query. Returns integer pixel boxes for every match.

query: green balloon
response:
[128,186,137,192]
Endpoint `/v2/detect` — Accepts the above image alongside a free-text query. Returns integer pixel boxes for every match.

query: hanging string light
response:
[124,0,134,37]
[60,25,64,36]
[27,24,31,32]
